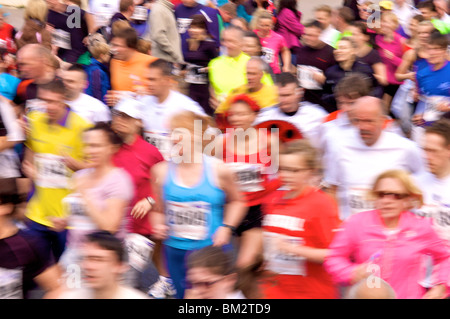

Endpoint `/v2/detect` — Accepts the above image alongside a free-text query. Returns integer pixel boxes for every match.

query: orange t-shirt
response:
[110,52,157,91]
[260,187,341,299]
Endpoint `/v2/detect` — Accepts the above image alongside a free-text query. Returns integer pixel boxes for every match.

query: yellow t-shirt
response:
[25,109,92,227]
[215,84,279,114]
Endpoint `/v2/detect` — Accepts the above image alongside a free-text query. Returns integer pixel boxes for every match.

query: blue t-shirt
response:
[416,61,450,97]
[0,73,20,100]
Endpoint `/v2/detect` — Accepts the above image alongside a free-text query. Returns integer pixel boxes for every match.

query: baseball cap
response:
[113,98,144,120]
[379,1,393,11]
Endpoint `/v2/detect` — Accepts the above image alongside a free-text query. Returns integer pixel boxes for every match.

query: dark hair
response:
[417,0,436,12]
[411,14,425,23]
[112,27,138,50]
[350,20,377,47]
[0,178,20,206]
[243,31,262,55]
[334,73,371,98]
[428,30,448,49]
[67,63,87,77]
[187,246,235,276]
[120,0,135,12]
[84,122,123,146]
[275,72,299,87]
[189,14,214,39]
[338,7,355,24]
[148,58,173,77]
[425,118,450,146]
[304,19,325,30]
[85,231,127,263]
[38,79,66,96]
[277,0,300,19]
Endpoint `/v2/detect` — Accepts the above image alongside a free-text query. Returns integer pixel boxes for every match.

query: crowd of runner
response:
[0,0,449,299]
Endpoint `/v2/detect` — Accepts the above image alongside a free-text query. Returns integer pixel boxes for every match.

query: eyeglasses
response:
[186,278,224,289]
[374,191,409,200]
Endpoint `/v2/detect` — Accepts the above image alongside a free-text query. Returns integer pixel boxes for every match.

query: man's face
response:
[110,37,132,61]
[419,8,435,20]
[278,83,301,113]
[38,88,67,123]
[144,67,170,98]
[246,61,263,90]
[417,25,433,45]
[62,70,86,99]
[221,29,242,57]
[302,26,322,48]
[81,242,125,290]
[17,49,43,80]
[353,103,385,146]
[427,43,447,65]
[423,133,450,176]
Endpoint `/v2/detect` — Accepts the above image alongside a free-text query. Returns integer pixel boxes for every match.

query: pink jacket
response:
[324,210,450,299]
[275,9,304,49]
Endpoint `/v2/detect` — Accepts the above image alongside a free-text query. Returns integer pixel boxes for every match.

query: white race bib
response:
[177,18,192,34]
[166,201,211,240]
[124,233,155,272]
[263,232,306,276]
[423,96,449,122]
[0,267,23,299]
[52,29,72,50]
[34,153,70,189]
[225,162,265,193]
[25,99,46,114]
[261,47,275,64]
[131,6,148,21]
[143,130,171,160]
[185,64,208,85]
[297,65,323,90]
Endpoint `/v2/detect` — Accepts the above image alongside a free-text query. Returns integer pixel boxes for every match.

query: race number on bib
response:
[166,201,211,240]
[297,65,323,90]
[225,162,265,193]
[423,96,449,122]
[130,6,148,21]
[177,18,193,34]
[261,47,275,64]
[143,130,171,160]
[348,187,374,216]
[185,64,208,85]
[263,232,306,276]
[0,268,23,299]
[34,153,70,189]
[52,29,72,50]
[124,233,155,272]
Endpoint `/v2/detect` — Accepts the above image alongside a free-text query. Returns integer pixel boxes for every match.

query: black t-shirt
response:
[293,43,336,106]
[0,230,54,299]
[356,48,382,68]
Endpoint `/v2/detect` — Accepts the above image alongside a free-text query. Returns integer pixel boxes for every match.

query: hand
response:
[62,154,84,171]
[209,94,219,111]
[436,101,450,113]
[312,72,326,84]
[411,114,425,126]
[351,263,371,285]
[406,72,416,81]
[105,90,119,107]
[152,223,169,240]
[275,237,299,255]
[423,284,447,299]
[212,226,233,247]
[131,198,152,219]
[22,160,37,180]
[49,217,68,232]
[282,64,292,73]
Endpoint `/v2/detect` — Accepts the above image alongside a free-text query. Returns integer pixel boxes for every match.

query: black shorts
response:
[235,204,263,237]
[383,84,401,97]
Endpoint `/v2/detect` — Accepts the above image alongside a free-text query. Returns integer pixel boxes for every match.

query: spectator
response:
[84,34,111,103]
[330,7,355,48]
[0,7,16,53]
[109,0,136,27]
[218,2,237,28]
[315,5,340,48]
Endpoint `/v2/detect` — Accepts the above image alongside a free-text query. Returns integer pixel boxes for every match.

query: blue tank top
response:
[163,156,226,250]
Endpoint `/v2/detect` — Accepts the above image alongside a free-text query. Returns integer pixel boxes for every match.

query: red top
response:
[0,23,16,53]
[222,132,280,207]
[113,135,164,236]
[261,187,341,299]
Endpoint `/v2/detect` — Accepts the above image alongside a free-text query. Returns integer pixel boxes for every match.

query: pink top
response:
[255,29,288,74]
[375,33,406,85]
[274,8,304,49]
[324,210,450,299]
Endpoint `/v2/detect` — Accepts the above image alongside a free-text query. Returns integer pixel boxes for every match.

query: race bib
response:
[124,233,155,272]
[225,162,265,193]
[131,6,148,21]
[416,203,450,243]
[0,268,23,299]
[52,29,72,50]
[25,99,46,114]
[0,151,21,179]
[166,201,211,240]
[177,18,192,34]
[261,47,275,64]
[263,232,306,276]
[34,153,70,189]
[143,130,171,160]
[297,65,323,90]
[423,96,449,122]
[348,187,374,216]
[185,64,208,84]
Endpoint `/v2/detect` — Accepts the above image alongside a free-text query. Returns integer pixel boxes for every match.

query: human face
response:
[242,37,261,57]
[302,26,322,48]
[81,242,125,290]
[374,177,410,224]
[37,89,67,123]
[315,10,331,28]
[352,101,385,146]
[349,26,367,47]
[111,110,141,137]
[358,4,371,21]
[417,25,433,46]
[334,40,355,63]
[419,8,434,21]
[144,67,170,98]
[257,18,272,37]
[277,83,302,113]
[188,25,206,40]
[231,18,248,31]
[110,37,132,61]
[227,102,256,130]
[380,16,396,35]
[83,130,117,168]
[423,133,450,177]
[246,60,263,90]
[427,44,447,66]
[62,70,86,99]
[222,29,242,57]
[17,48,44,80]
[408,18,420,38]
[279,153,313,191]
[186,267,235,299]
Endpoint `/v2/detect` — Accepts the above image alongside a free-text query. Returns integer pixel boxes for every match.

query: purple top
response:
[275,8,304,49]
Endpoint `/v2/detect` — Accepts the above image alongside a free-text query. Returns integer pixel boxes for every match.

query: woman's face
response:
[243,37,261,57]
[186,267,235,299]
[334,40,355,62]
[278,153,313,191]
[374,177,410,223]
[380,17,396,34]
[188,25,207,39]
[83,130,117,168]
[349,26,368,46]
[409,18,420,38]
[227,102,256,130]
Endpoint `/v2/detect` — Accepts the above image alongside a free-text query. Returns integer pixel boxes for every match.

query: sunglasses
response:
[374,191,409,200]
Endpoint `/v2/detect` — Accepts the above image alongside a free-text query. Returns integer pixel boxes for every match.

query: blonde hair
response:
[280,139,321,172]
[88,34,110,59]
[315,4,332,15]
[25,0,48,23]
[111,20,132,37]
[370,169,424,207]
[381,11,399,29]
[137,38,152,55]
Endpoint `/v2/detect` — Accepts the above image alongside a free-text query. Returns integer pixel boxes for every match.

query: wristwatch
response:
[146,196,156,206]
[222,224,237,232]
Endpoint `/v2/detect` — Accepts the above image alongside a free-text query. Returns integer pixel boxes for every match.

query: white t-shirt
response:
[59,286,150,299]
[325,128,426,220]
[88,0,120,27]
[66,93,111,124]
[254,102,328,149]
[413,172,450,244]
[138,90,206,160]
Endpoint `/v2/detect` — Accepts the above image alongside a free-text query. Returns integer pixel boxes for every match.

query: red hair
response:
[225,94,261,117]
